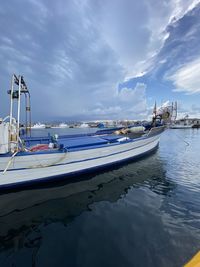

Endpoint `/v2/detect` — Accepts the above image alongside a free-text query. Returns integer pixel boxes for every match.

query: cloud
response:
[175,102,200,118]
[167,57,200,94]
[0,0,199,121]
[168,0,200,23]
[83,83,148,120]
[106,0,200,79]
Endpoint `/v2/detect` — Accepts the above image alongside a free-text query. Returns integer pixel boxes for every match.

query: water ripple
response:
[0,128,200,267]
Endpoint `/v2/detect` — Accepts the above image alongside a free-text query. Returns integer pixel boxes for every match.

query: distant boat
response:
[170,114,194,129]
[170,124,193,129]
[79,123,89,128]
[192,124,200,128]
[58,123,68,128]
[0,75,174,191]
[51,123,69,129]
[32,123,46,129]
[97,123,105,128]
[55,122,69,128]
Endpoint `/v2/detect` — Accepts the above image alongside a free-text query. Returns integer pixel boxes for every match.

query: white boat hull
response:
[0,135,160,189]
[170,125,193,129]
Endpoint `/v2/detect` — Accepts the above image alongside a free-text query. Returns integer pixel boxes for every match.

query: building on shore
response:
[174,116,200,128]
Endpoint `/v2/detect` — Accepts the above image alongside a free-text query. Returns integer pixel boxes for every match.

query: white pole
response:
[16,75,21,150]
[9,75,14,126]
[8,75,14,152]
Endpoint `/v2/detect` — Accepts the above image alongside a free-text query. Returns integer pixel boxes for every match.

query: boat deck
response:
[20,126,164,154]
[22,134,128,153]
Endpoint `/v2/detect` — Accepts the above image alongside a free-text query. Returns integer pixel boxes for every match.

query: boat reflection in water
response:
[0,153,171,249]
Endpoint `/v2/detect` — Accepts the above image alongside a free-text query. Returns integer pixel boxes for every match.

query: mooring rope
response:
[170,130,190,147]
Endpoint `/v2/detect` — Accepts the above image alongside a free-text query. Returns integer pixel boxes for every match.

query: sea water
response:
[0,128,199,267]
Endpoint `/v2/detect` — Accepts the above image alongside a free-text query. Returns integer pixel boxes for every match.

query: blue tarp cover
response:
[24,134,125,152]
[58,136,108,150]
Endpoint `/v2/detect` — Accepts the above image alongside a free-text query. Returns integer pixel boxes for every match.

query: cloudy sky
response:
[0,0,200,122]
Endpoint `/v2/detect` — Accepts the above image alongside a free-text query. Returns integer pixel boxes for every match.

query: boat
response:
[32,122,46,129]
[169,114,194,129]
[169,124,193,129]
[79,122,89,128]
[52,123,69,128]
[58,122,69,128]
[45,124,52,129]
[192,124,200,128]
[0,75,173,190]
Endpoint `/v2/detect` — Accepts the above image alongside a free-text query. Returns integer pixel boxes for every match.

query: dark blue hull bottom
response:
[0,143,159,194]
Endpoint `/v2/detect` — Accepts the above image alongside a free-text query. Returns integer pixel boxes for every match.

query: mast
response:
[16,76,21,146]
[20,76,31,135]
[171,101,177,122]
[153,101,157,117]
[151,101,157,126]
[8,74,31,151]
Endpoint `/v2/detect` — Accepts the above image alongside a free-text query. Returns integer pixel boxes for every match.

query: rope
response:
[170,130,190,147]
[29,150,68,168]
[2,148,68,173]
[3,151,18,174]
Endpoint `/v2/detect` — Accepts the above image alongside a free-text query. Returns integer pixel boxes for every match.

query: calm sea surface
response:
[0,128,200,267]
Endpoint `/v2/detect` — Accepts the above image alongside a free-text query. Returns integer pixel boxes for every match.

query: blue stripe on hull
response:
[0,143,159,193]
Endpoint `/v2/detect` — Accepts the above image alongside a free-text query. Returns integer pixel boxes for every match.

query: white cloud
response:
[117,83,146,103]
[169,0,200,23]
[0,0,199,120]
[168,58,200,94]
[83,83,148,120]
[175,102,200,118]
[93,0,200,79]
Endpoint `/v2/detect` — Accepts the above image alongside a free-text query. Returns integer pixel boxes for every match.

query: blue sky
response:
[0,0,200,122]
